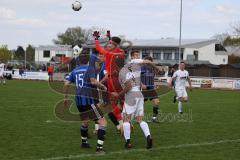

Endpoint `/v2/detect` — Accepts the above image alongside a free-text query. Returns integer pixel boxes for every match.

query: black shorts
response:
[142,87,159,101]
[48,72,53,76]
[77,105,104,121]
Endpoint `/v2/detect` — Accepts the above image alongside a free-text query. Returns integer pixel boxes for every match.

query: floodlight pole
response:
[24,50,26,70]
[178,0,183,65]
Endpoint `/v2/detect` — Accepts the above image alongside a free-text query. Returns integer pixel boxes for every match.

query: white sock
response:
[117,120,123,130]
[140,121,150,138]
[95,123,99,131]
[178,101,182,113]
[123,122,131,140]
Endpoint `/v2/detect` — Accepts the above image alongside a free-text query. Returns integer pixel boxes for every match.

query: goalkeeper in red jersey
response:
[94,31,125,133]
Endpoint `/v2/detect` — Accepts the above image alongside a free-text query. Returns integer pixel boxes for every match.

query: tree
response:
[223,36,240,46]
[26,45,35,62]
[15,46,25,60]
[53,26,109,46]
[228,54,240,64]
[53,26,85,45]
[0,46,11,62]
[212,33,229,45]
[231,21,240,36]
[83,27,108,42]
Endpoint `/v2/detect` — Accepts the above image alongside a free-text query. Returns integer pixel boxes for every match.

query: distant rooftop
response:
[35,45,73,51]
[129,39,217,48]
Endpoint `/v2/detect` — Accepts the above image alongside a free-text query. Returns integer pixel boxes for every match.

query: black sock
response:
[153,106,159,117]
[108,112,119,126]
[80,126,88,143]
[126,139,131,144]
[97,128,106,148]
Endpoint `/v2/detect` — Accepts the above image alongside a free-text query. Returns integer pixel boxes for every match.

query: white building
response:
[35,39,228,65]
[35,45,73,64]
[127,39,228,65]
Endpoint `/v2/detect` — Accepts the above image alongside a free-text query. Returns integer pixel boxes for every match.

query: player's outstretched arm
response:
[95,40,108,55]
[100,73,108,84]
[117,80,132,97]
[169,76,176,87]
[187,77,192,91]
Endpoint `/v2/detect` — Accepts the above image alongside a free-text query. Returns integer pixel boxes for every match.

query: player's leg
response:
[88,103,107,154]
[135,98,152,149]
[80,120,91,148]
[108,80,123,132]
[122,113,132,148]
[96,117,107,154]
[51,74,54,82]
[0,74,5,84]
[94,121,99,134]
[2,74,6,84]
[151,98,160,122]
[182,89,188,103]
[122,101,134,149]
[108,111,122,132]
[175,89,184,114]
[78,106,91,148]
[112,104,123,132]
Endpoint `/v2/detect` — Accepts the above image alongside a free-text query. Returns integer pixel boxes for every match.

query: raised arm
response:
[95,40,108,55]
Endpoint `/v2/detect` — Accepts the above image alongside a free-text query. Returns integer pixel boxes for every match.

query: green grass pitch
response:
[0,80,240,160]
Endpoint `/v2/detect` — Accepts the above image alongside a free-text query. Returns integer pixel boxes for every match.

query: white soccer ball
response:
[72,1,82,11]
[73,45,82,57]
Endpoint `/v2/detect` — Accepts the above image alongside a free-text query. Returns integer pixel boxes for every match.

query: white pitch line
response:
[39,138,240,160]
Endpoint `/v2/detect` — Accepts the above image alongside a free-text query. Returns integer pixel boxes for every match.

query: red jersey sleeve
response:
[95,40,108,55]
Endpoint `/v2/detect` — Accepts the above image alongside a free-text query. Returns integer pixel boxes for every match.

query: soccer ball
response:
[72,1,82,11]
[73,45,82,57]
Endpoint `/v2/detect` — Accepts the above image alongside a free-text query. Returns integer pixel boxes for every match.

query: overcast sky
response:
[0,0,240,49]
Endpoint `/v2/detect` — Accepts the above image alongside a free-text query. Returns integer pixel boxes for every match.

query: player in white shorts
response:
[0,61,6,85]
[169,62,192,114]
[115,50,158,149]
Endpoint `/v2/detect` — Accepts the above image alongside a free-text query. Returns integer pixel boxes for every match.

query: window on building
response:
[43,50,50,58]
[152,50,161,60]
[181,52,184,60]
[163,52,172,60]
[142,50,150,58]
[175,52,179,60]
[56,54,65,57]
[193,50,199,61]
[215,44,227,51]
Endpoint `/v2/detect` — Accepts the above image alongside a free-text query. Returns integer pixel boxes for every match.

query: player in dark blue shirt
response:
[64,51,107,154]
[141,56,160,123]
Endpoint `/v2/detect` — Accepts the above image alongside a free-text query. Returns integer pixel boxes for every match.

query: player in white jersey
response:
[115,50,158,149]
[0,61,6,85]
[169,62,192,114]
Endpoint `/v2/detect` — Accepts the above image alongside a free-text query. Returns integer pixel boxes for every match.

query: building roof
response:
[129,39,217,48]
[36,45,73,51]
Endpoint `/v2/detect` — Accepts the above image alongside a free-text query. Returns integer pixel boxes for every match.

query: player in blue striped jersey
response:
[64,51,107,154]
[141,56,160,123]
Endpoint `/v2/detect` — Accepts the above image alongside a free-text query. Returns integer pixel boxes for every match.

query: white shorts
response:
[123,91,144,117]
[175,88,188,98]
